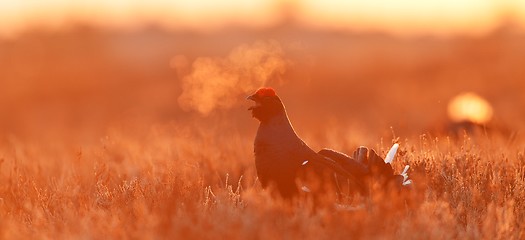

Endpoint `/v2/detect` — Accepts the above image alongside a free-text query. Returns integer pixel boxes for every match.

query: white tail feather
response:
[402,174,408,182]
[401,165,410,175]
[384,143,399,164]
[301,186,311,193]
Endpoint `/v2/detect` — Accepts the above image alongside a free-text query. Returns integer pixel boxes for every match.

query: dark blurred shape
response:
[447,120,488,136]
[441,92,514,137]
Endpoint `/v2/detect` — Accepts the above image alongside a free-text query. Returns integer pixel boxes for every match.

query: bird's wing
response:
[301,149,368,194]
[317,148,369,177]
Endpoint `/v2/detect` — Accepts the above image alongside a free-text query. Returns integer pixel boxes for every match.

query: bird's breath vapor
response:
[178,40,288,115]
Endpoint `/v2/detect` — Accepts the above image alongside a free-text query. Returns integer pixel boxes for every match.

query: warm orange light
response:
[298,0,505,36]
[447,92,493,124]
[1,0,525,38]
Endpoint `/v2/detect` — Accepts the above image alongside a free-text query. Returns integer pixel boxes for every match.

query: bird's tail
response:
[383,143,412,186]
[384,143,399,164]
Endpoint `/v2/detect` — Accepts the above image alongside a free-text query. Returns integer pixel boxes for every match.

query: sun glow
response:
[0,0,524,38]
[448,92,494,124]
[298,0,504,35]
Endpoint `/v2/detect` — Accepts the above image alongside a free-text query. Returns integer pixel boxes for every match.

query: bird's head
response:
[247,87,284,122]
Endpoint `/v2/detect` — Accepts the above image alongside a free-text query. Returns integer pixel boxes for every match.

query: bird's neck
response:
[256,110,305,147]
[260,109,295,131]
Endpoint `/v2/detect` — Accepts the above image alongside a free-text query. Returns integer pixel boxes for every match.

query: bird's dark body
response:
[253,104,312,197]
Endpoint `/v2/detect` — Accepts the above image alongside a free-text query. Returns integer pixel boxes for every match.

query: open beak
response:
[246,94,256,101]
[247,94,259,110]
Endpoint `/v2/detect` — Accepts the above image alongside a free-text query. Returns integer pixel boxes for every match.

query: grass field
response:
[1,25,524,239]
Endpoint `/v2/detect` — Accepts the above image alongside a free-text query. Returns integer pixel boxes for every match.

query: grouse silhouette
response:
[247,87,411,199]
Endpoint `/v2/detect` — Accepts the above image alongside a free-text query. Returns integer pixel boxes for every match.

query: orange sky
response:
[0,0,524,37]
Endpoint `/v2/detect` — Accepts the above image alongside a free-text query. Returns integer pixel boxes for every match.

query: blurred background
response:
[1,0,524,146]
